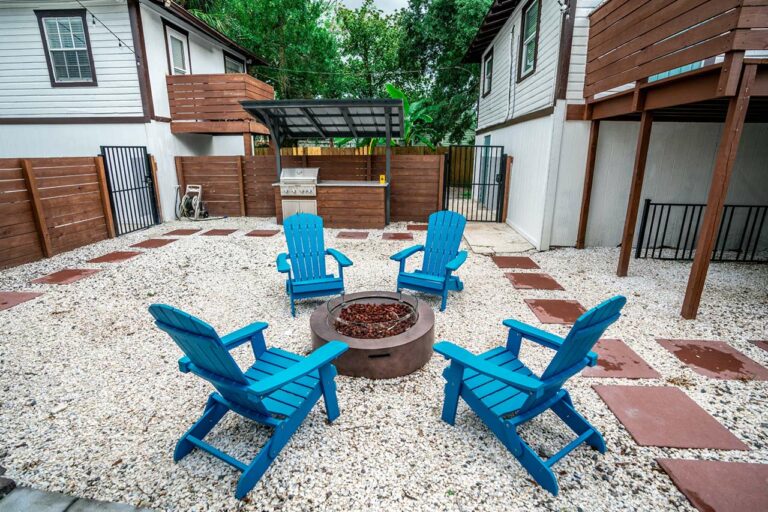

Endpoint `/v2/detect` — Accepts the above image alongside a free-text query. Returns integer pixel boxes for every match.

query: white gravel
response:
[0,217,766,511]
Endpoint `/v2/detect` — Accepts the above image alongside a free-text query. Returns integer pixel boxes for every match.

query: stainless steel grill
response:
[279,168,319,197]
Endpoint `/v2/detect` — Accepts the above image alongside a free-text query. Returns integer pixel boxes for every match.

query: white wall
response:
[0,0,143,118]
[565,0,601,103]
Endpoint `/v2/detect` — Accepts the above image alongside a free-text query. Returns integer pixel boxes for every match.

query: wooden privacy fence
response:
[253,146,449,156]
[175,154,445,222]
[0,157,114,269]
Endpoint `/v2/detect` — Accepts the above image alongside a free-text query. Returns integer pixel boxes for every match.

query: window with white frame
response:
[224,53,245,73]
[518,0,539,80]
[166,27,189,75]
[482,49,493,96]
[36,10,96,86]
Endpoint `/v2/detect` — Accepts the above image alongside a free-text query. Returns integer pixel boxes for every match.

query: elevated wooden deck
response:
[167,73,274,135]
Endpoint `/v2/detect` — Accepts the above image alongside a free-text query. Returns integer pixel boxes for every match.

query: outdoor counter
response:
[273,181,387,228]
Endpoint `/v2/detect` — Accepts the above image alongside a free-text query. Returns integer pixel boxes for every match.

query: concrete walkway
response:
[0,487,151,512]
[462,222,535,254]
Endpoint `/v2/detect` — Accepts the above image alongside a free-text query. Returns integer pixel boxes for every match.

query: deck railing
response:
[166,73,274,124]
[584,0,768,98]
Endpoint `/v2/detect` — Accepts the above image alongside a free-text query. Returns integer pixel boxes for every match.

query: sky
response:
[340,0,409,12]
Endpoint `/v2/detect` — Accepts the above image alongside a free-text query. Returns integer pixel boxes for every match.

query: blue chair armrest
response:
[434,341,542,394]
[276,253,291,273]
[503,319,565,350]
[221,322,269,350]
[251,341,349,395]
[326,248,352,267]
[446,250,468,272]
[390,244,424,262]
[586,351,599,366]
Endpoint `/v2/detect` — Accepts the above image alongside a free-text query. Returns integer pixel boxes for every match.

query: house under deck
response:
[575,0,768,319]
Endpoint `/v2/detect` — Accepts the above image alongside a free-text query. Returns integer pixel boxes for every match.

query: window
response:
[482,50,493,96]
[518,0,540,81]
[224,53,246,74]
[35,9,97,87]
[165,25,190,75]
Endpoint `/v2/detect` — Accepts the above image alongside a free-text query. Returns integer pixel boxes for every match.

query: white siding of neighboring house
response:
[477,0,563,130]
[0,1,143,118]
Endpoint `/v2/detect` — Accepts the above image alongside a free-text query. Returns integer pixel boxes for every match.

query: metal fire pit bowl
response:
[310,291,435,379]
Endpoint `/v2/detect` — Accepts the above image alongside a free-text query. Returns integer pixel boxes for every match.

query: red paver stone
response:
[491,256,540,269]
[583,339,661,379]
[0,292,43,311]
[131,238,177,249]
[407,224,428,231]
[593,385,748,450]
[751,340,768,352]
[164,229,200,236]
[246,230,280,237]
[657,339,768,381]
[658,459,768,512]
[202,229,238,236]
[87,251,141,263]
[524,299,585,324]
[337,231,369,239]
[505,272,564,290]
[382,233,413,240]
[32,269,100,285]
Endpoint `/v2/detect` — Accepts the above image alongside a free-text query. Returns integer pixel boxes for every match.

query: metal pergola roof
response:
[240,99,404,144]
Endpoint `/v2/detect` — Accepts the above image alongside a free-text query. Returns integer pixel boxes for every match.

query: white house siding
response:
[477,0,563,130]
[549,121,768,248]
[565,0,601,102]
[0,1,143,118]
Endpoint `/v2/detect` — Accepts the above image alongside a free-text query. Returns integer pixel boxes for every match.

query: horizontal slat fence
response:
[176,153,444,222]
[253,146,449,156]
[0,157,115,269]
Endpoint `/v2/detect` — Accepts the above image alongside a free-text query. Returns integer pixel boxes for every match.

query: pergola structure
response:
[240,98,404,223]
[575,0,768,319]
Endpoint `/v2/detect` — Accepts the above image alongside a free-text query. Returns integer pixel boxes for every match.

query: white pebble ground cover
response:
[1,217,766,511]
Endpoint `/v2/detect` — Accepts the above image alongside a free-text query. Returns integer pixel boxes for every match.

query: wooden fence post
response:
[366,153,372,181]
[175,156,186,195]
[149,155,163,223]
[237,156,246,216]
[502,156,513,222]
[94,156,116,238]
[20,159,53,257]
[437,154,445,212]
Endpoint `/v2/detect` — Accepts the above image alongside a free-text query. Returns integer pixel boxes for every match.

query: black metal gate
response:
[100,146,160,236]
[443,145,506,222]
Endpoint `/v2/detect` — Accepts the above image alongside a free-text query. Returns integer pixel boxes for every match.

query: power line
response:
[252,64,476,77]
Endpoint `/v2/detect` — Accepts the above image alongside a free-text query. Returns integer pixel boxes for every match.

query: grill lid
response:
[280,168,319,183]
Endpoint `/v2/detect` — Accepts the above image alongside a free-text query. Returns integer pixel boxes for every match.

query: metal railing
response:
[443,145,506,222]
[636,199,767,262]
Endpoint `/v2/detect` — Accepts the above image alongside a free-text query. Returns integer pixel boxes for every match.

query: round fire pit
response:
[310,291,435,379]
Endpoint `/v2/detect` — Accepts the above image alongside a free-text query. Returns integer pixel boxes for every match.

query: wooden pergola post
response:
[576,120,600,249]
[681,65,756,319]
[243,133,253,157]
[617,111,653,277]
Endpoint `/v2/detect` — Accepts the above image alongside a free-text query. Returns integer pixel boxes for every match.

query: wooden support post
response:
[576,120,600,249]
[243,133,253,157]
[617,111,653,276]
[501,156,512,222]
[149,155,163,223]
[716,51,744,97]
[20,159,53,257]
[681,65,755,319]
[302,147,308,167]
[237,156,246,216]
[175,156,186,195]
[94,156,116,239]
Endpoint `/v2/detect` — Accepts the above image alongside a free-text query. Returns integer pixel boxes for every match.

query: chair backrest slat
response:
[284,213,327,281]
[421,211,466,277]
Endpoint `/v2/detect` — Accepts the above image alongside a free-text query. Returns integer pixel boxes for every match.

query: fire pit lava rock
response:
[310,291,435,379]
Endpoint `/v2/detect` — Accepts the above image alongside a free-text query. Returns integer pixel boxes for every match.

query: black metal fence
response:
[636,199,767,262]
[100,146,160,236]
[443,145,506,222]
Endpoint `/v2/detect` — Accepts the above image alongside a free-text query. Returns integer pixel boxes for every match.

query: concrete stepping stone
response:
[131,238,177,249]
[505,272,564,290]
[382,233,413,240]
[751,340,768,352]
[164,228,201,236]
[657,339,768,381]
[524,299,585,324]
[593,385,748,450]
[32,269,99,285]
[337,231,369,239]
[0,292,43,311]
[87,251,141,264]
[583,339,661,379]
[0,487,77,511]
[657,459,768,512]
[201,229,237,236]
[491,256,539,269]
[246,229,280,237]
[407,224,428,231]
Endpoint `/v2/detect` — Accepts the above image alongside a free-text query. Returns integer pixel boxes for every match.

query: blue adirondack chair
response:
[278,213,352,316]
[434,295,626,495]
[148,304,348,499]
[390,210,467,311]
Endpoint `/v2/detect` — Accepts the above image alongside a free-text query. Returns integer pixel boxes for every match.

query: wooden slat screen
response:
[167,73,274,122]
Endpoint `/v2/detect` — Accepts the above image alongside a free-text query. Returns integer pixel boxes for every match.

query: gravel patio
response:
[0,217,766,511]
